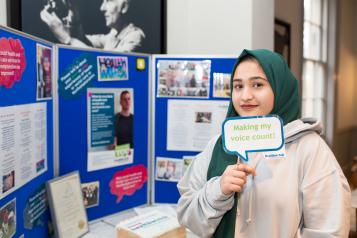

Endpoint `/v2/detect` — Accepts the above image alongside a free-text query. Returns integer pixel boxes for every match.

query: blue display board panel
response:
[153,55,236,204]
[56,45,150,221]
[0,26,54,238]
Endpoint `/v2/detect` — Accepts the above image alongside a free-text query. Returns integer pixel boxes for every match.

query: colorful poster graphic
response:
[0,199,16,238]
[97,56,128,81]
[0,38,26,88]
[36,44,52,100]
[58,54,96,98]
[157,60,211,98]
[87,88,134,171]
[23,184,48,229]
[109,165,147,203]
[0,102,47,198]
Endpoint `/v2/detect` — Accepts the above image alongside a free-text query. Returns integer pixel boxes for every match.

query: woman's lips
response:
[240,105,258,110]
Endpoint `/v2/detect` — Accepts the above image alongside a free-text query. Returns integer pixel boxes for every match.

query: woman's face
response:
[232,60,274,117]
[100,0,127,28]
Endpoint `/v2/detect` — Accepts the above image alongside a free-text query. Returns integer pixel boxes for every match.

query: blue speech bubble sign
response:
[222,115,284,161]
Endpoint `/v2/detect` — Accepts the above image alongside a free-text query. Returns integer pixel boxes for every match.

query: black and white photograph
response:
[12,0,164,54]
[81,181,99,208]
[157,60,211,98]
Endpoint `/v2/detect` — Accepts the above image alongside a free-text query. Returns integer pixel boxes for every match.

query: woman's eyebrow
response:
[233,76,268,82]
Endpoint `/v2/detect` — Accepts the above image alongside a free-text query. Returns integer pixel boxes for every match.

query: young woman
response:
[177,49,351,238]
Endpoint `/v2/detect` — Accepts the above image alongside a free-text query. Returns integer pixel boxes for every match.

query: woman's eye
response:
[253,83,263,88]
[233,84,243,89]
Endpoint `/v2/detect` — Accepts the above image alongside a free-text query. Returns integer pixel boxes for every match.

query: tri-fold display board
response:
[152,55,236,203]
[0,26,54,238]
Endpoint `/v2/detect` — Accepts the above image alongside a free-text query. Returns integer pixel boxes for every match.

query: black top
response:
[115,113,133,148]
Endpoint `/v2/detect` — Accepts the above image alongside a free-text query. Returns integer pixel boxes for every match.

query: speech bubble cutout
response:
[222,115,284,161]
[109,164,148,203]
[0,37,26,88]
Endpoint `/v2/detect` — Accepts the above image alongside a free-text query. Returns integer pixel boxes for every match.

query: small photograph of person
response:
[2,171,15,194]
[0,199,16,238]
[81,182,99,208]
[114,90,134,148]
[36,44,52,100]
[97,56,128,81]
[195,112,212,123]
[155,158,183,182]
[213,72,231,98]
[40,0,145,52]
[157,60,211,98]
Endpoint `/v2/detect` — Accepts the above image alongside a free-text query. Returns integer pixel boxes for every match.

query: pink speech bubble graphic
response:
[0,38,26,88]
[109,164,148,203]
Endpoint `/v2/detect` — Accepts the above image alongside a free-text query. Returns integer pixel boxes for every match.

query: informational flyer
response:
[167,100,229,151]
[87,88,134,171]
[0,102,47,198]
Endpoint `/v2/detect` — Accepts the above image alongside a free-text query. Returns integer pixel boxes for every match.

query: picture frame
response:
[46,171,89,238]
[7,0,166,54]
[274,18,291,66]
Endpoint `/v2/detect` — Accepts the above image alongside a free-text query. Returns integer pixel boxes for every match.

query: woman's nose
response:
[240,87,254,101]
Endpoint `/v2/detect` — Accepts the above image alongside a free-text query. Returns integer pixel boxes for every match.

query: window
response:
[302,0,328,128]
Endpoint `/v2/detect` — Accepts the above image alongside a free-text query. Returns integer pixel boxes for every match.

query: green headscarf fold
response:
[207,49,300,238]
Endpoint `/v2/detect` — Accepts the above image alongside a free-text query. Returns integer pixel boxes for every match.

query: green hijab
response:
[207,49,300,238]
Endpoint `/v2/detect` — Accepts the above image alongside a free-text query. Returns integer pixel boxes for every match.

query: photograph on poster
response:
[167,100,229,151]
[36,44,52,100]
[97,56,128,81]
[155,157,183,182]
[87,88,134,171]
[213,72,231,98]
[157,60,211,98]
[17,0,163,53]
[0,199,16,238]
[195,112,212,123]
[182,156,195,175]
[81,181,99,208]
[2,171,15,194]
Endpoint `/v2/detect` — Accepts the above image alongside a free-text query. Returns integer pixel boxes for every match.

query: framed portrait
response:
[274,18,291,66]
[7,0,166,54]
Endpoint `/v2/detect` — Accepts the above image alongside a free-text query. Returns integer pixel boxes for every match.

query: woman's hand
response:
[40,5,71,44]
[220,163,256,196]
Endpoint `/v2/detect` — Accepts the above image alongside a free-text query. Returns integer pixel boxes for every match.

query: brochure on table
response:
[0,26,54,238]
[152,55,236,204]
[56,45,150,221]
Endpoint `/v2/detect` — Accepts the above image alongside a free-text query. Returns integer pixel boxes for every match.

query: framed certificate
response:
[46,171,89,238]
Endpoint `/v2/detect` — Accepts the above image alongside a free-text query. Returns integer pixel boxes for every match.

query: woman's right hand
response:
[220,163,256,196]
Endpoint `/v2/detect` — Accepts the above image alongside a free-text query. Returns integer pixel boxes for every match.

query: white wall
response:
[0,0,7,26]
[274,0,303,80]
[166,0,274,55]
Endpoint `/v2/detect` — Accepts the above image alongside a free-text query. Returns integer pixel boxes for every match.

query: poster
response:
[87,88,134,171]
[36,44,52,100]
[157,60,211,98]
[0,199,16,238]
[0,102,47,198]
[155,157,183,182]
[167,100,229,151]
[81,181,99,208]
[97,56,128,81]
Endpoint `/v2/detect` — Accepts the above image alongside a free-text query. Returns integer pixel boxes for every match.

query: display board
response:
[56,45,150,221]
[0,26,54,238]
[152,55,237,203]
